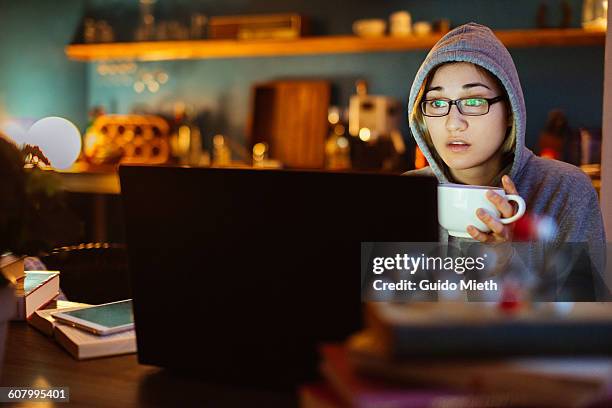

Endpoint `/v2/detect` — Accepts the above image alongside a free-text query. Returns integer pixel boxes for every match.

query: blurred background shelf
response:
[65,29,605,62]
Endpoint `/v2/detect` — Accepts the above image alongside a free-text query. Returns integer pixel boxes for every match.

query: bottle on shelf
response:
[325,106,351,170]
[135,0,157,41]
[212,134,231,166]
[169,102,207,166]
[252,142,268,168]
[190,13,208,40]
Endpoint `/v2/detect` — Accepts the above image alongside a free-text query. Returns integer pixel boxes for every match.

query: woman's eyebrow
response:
[462,82,491,90]
[425,83,491,94]
[425,86,443,93]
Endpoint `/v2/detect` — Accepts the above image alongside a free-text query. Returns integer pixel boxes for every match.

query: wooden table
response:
[1,323,297,407]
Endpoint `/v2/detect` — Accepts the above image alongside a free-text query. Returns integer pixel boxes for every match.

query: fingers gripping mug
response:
[438,183,526,238]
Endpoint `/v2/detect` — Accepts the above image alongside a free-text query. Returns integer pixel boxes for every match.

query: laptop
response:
[119,166,438,387]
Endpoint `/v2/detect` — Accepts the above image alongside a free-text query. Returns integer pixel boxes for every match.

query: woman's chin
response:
[443,159,480,171]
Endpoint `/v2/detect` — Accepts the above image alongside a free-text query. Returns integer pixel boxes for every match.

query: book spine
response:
[54,327,80,359]
[81,337,137,360]
[28,314,54,336]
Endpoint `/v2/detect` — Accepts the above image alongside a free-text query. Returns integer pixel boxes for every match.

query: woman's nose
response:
[445,105,468,132]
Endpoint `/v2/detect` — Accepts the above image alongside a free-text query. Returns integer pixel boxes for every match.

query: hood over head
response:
[407,22,527,185]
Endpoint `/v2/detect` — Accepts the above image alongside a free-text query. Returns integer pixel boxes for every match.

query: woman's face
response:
[423,62,509,179]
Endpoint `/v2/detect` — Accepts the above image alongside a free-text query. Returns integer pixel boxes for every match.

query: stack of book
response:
[301,302,612,408]
[28,300,137,360]
[1,255,136,360]
[1,254,60,321]
[14,271,60,320]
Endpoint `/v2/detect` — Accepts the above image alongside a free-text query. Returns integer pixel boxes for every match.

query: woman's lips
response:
[446,141,471,152]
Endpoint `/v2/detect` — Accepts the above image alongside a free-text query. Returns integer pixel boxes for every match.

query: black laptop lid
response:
[119,166,438,386]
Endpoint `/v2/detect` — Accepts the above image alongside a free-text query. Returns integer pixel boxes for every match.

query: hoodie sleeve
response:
[554,176,609,300]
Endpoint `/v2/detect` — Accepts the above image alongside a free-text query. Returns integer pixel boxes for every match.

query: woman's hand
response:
[467,175,519,244]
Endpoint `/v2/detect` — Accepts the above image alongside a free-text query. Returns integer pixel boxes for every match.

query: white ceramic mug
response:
[438,183,526,238]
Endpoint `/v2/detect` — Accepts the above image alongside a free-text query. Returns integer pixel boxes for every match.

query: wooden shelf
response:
[65,28,605,62]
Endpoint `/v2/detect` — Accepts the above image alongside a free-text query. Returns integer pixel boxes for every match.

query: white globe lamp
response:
[28,117,82,170]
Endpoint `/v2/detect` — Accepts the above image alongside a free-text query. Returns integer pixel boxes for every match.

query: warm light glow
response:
[337,137,348,149]
[147,81,160,93]
[253,142,267,157]
[328,110,340,125]
[83,129,102,158]
[31,376,53,408]
[157,72,169,84]
[333,124,345,136]
[213,134,225,147]
[134,81,145,93]
[178,125,191,153]
[358,127,371,142]
[540,148,558,160]
[28,117,82,170]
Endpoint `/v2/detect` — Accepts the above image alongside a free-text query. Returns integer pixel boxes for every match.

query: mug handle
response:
[499,195,526,224]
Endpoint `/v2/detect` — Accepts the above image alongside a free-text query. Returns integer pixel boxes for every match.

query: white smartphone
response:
[52,299,134,335]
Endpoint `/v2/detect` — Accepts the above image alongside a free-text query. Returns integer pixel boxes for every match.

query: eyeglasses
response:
[420,96,506,117]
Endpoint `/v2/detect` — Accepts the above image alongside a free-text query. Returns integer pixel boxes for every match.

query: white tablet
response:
[52,299,134,335]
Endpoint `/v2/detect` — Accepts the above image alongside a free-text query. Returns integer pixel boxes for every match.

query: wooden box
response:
[248,80,330,169]
[209,14,308,40]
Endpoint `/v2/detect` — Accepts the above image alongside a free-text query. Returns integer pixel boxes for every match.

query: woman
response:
[405,23,607,300]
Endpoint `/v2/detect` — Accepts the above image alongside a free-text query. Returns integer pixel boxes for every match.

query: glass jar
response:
[582,0,608,31]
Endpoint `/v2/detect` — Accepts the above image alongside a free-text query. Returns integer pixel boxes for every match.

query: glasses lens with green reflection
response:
[421,97,491,117]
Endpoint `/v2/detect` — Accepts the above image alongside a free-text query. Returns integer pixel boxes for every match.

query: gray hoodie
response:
[405,23,608,300]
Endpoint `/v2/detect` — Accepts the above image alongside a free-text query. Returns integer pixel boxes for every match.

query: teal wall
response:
[0,0,87,129]
[0,0,604,154]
